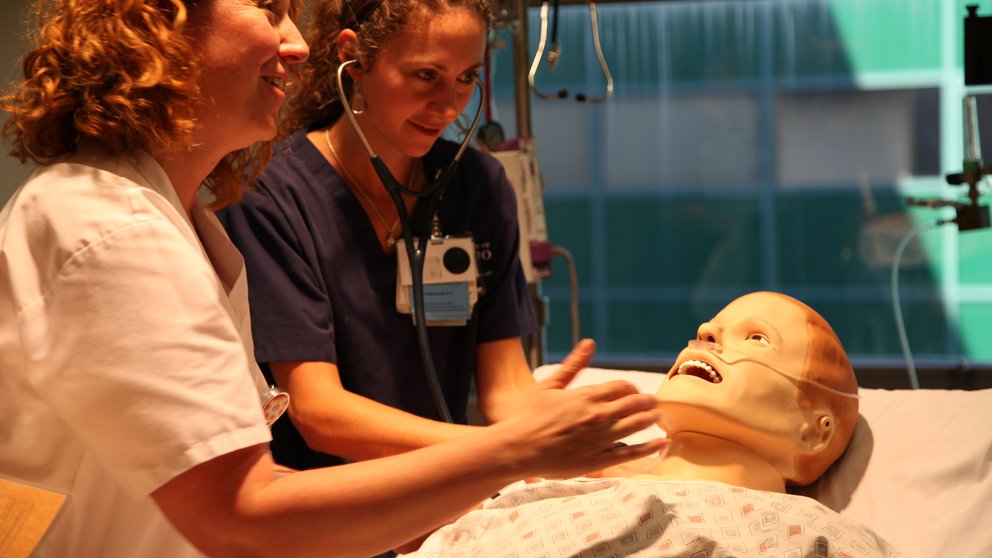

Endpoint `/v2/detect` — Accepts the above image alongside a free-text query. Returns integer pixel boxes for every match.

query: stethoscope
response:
[528,0,614,103]
[336,59,487,423]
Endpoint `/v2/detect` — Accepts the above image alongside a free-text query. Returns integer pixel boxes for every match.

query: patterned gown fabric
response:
[406,478,903,558]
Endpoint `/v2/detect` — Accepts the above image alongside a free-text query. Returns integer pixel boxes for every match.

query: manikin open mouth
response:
[673,359,723,384]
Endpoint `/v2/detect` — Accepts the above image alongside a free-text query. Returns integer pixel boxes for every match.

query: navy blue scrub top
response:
[218,128,537,469]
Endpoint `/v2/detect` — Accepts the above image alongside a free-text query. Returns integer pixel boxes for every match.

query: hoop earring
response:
[351,86,367,114]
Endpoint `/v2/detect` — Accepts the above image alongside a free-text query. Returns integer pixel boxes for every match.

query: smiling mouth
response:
[673,359,723,384]
[262,76,285,91]
[410,121,444,135]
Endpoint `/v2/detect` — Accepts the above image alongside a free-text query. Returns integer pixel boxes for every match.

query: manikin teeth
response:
[676,359,723,384]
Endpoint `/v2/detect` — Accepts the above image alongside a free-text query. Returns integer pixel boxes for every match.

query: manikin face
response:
[657,292,815,479]
[348,7,486,159]
[185,0,309,155]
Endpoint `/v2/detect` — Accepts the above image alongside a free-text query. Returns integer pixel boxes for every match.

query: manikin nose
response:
[696,322,721,344]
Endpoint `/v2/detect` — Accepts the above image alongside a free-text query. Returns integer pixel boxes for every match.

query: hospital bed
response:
[532,365,992,558]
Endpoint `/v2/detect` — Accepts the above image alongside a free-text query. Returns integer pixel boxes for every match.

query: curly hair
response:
[283,0,492,133]
[0,0,298,208]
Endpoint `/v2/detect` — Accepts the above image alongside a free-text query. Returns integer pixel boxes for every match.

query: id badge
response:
[396,234,479,326]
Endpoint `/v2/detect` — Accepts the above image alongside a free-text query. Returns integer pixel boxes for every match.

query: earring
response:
[351,85,366,114]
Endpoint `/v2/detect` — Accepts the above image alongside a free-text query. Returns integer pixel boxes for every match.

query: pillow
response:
[797,387,992,558]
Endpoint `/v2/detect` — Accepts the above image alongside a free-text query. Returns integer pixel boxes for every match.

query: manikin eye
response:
[746,333,770,346]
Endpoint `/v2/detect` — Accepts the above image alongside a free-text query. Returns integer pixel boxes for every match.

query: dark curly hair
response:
[1,0,300,208]
[283,0,492,133]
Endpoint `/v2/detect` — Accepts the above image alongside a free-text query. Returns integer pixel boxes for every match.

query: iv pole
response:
[510,0,547,368]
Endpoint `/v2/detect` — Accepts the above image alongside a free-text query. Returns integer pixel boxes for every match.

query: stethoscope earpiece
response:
[528,0,613,104]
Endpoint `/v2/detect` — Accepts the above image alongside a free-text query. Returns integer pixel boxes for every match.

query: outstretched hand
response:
[535,338,598,390]
[492,339,668,480]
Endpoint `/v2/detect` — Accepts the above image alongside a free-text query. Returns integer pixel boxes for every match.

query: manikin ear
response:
[799,412,835,453]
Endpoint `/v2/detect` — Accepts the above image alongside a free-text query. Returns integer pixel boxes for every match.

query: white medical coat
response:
[0,145,271,557]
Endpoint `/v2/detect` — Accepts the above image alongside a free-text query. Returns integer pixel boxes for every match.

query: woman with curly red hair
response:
[0,3,665,556]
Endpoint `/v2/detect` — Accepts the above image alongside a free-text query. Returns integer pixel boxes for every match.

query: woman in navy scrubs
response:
[220,0,545,470]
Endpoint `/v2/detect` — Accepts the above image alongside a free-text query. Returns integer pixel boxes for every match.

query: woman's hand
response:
[489,339,669,480]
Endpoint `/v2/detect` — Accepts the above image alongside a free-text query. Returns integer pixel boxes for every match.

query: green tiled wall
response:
[501,0,954,90]
[774,195,948,289]
[773,1,944,78]
[960,303,992,359]
[495,0,992,367]
[602,198,763,287]
[814,298,952,358]
[959,227,992,284]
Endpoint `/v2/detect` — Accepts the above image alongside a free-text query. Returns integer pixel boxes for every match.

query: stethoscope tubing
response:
[336,60,487,423]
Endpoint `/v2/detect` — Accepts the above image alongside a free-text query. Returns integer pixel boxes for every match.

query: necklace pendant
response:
[386,234,397,247]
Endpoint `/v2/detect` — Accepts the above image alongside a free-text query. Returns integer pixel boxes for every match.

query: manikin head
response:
[657,291,859,486]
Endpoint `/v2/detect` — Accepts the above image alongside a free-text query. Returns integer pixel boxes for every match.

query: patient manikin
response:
[402,292,901,557]
[628,290,860,491]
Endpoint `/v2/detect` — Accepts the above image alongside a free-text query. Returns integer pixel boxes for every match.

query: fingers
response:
[509,352,673,479]
[531,379,660,442]
[570,379,645,402]
[537,339,596,390]
[609,405,663,441]
[569,394,660,446]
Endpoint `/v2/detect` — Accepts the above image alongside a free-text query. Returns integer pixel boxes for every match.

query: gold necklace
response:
[324,128,416,248]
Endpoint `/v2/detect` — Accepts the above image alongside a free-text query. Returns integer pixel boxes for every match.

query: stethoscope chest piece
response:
[261,385,290,426]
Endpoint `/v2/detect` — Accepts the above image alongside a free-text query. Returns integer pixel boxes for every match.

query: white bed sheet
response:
[532,366,992,558]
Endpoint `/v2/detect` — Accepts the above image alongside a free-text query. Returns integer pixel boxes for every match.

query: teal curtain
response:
[487,0,992,368]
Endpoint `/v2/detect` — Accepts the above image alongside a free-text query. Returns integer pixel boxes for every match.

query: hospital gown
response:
[405,478,903,558]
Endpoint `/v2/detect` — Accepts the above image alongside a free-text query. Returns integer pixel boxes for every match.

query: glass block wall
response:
[487,0,992,369]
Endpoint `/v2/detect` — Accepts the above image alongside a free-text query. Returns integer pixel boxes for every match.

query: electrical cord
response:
[890,217,955,389]
[551,245,580,346]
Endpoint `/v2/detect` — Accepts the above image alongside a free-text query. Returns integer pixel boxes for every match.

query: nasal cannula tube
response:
[685,340,860,399]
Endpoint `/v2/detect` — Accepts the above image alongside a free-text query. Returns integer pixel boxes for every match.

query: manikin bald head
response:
[657,291,858,486]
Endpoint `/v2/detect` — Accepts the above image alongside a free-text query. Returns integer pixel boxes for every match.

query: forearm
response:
[477,383,532,424]
[156,432,523,558]
[474,338,538,423]
[273,360,478,461]
[258,432,520,557]
[294,390,480,460]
